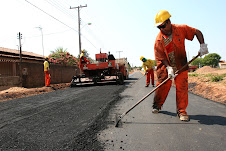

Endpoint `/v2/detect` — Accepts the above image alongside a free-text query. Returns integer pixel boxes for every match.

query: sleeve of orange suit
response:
[183,25,197,41]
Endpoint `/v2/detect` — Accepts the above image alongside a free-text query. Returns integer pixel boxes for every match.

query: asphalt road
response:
[98,72,226,151]
[0,71,225,151]
[0,81,127,150]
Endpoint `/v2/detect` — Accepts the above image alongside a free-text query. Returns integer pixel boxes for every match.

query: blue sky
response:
[0,0,225,67]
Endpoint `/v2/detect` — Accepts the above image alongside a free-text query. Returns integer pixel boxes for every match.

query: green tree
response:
[202,53,221,67]
[48,47,78,66]
[191,57,203,67]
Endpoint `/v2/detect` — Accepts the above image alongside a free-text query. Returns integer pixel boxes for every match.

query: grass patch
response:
[210,75,224,82]
[204,73,214,77]
[221,73,226,77]
[188,73,199,77]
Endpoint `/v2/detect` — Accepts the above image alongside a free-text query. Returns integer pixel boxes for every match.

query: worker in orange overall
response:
[152,10,208,121]
[43,57,50,87]
[79,49,90,69]
[140,56,155,87]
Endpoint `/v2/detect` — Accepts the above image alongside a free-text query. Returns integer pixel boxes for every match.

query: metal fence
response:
[0,60,20,77]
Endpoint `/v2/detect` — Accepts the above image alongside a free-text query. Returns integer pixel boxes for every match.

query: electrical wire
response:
[25,0,99,50]
[45,0,77,20]
[25,0,78,32]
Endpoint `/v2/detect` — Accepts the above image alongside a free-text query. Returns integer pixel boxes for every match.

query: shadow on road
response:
[190,115,226,126]
[161,111,226,126]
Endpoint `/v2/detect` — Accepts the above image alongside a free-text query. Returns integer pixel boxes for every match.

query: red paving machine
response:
[70,51,129,87]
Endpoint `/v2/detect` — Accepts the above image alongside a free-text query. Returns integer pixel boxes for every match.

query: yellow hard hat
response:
[82,49,85,52]
[154,10,171,27]
[140,56,145,61]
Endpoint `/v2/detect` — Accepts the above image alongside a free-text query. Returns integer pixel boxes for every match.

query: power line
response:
[25,0,98,52]
[46,0,77,20]
[25,0,78,32]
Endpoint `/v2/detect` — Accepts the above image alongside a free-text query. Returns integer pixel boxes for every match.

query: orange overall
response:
[153,24,197,115]
[44,60,50,86]
[44,71,50,86]
[146,69,154,86]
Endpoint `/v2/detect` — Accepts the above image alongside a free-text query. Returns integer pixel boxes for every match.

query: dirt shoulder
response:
[188,66,226,105]
[0,83,70,102]
[1,66,226,105]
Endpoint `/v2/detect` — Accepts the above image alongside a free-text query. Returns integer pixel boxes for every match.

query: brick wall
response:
[0,76,21,86]
[8,62,79,88]
[21,62,79,88]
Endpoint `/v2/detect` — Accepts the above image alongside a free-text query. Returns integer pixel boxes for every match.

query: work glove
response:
[166,66,177,80]
[198,43,208,57]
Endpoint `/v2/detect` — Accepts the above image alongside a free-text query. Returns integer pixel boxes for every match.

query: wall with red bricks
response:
[21,62,79,88]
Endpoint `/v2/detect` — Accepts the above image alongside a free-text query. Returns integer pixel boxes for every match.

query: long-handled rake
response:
[115,53,200,127]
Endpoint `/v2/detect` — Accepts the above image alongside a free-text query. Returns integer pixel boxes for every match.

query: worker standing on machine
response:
[140,56,155,87]
[79,49,90,69]
[152,10,208,121]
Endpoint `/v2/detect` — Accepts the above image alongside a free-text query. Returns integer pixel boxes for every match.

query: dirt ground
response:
[188,66,226,104]
[0,66,226,105]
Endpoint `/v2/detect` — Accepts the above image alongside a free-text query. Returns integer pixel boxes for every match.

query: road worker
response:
[152,10,208,121]
[140,56,155,87]
[79,49,90,69]
[43,57,50,87]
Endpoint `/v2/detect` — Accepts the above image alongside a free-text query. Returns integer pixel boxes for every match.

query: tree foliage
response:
[202,53,221,67]
[48,47,78,66]
[190,53,221,68]
[191,57,203,66]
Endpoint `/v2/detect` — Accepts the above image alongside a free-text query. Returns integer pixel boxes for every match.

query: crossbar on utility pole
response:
[116,51,123,59]
[70,4,87,55]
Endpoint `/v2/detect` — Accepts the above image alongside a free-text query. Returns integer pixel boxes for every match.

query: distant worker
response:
[79,49,90,69]
[43,57,50,87]
[140,56,155,87]
[152,10,208,121]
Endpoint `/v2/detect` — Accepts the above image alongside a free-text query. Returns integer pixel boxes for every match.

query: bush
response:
[210,75,224,82]
[48,47,78,66]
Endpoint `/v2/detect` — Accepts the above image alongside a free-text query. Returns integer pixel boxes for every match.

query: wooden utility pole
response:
[17,32,23,85]
[70,4,87,55]
[18,32,22,63]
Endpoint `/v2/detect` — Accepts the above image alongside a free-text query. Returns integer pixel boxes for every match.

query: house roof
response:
[0,47,44,58]
[0,47,44,62]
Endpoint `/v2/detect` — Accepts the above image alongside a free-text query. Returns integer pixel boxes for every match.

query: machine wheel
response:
[117,73,124,85]
[70,83,77,87]
[93,77,98,85]
[70,76,78,87]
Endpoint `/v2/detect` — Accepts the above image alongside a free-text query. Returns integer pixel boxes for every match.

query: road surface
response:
[0,71,225,151]
[0,81,126,150]
[98,72,226,151]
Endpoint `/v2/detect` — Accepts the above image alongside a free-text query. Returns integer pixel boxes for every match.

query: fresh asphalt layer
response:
[0,71,225,151]
[0,81,126,150]
[98,71,226,151]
